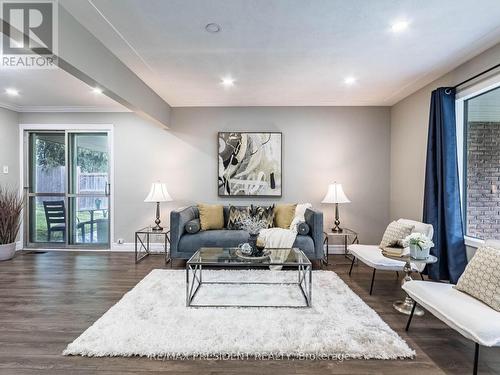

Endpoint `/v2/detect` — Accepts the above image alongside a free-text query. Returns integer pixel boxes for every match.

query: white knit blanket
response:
[258,228,296,267]
[258,227,297,249]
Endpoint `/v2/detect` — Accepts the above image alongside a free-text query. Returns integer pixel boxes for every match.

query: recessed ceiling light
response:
[344,76,357,86]
[221,77,235,87]
[391,20,410,33]
[5,88,19,96]
[205,23,221,33]
[92,87,103,94]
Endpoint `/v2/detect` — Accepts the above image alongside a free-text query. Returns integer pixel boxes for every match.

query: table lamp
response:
[144,182,173,231]
[322,182,350,233]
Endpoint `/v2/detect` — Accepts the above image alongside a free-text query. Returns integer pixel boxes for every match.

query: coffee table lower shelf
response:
[186,264,312,308]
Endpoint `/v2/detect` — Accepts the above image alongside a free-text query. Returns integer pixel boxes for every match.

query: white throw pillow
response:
[289,203,312,232]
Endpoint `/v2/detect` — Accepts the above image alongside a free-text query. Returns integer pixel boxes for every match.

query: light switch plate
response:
[2,166,8,174]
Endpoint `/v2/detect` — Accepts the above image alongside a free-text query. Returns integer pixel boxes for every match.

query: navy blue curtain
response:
[423,87,467,283]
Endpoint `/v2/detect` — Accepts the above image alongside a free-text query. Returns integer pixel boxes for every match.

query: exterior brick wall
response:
[466,122,500,240]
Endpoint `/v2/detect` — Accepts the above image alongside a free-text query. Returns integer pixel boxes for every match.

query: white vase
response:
[0,242,16,261]
[409,244,430,260]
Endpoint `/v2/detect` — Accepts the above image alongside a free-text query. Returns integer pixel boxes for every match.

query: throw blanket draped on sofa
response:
[258,228,295,269]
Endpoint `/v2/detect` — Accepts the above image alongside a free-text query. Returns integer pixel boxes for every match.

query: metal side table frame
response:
[323,228,359,265]
[135,226,171,266]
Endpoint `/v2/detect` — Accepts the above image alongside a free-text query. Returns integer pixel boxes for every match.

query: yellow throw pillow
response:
[274,203,297,229]
[198,204,224,230]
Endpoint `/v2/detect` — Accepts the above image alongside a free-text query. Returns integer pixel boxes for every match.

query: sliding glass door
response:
[25,130,111,249]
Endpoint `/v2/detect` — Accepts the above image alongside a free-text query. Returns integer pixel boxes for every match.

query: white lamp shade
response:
[144,182,173,202]
[322,183,350,204]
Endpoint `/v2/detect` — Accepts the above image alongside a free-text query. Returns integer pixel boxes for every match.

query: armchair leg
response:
[420,272,425,281]
[396,271,399,278]
[405,301,417,331]
[473,343,479,375]
[369,269,376,295]
[349,256,356,276]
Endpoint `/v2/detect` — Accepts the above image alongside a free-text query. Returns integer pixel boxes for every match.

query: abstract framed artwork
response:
[218,132,282,197]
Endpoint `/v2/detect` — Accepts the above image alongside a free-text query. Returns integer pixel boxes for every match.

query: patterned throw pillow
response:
[227,206,251,230]
[455,245,500,312]
[379,221,414,249]
[252,204,275,229]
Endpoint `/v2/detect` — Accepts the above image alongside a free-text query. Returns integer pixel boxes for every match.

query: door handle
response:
[105,183,110,196]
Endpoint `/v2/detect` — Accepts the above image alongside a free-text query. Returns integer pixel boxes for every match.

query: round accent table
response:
[381,251,438,316]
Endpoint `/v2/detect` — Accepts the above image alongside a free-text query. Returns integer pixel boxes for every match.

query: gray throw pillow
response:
[297,222,310,235]
[185,219,201,234]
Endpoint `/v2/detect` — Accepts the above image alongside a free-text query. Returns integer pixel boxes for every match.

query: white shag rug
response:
[64,269,415,360]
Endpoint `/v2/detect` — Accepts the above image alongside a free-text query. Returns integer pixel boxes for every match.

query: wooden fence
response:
[36,166,108,210]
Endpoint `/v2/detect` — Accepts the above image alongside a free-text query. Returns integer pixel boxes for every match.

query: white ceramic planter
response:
[409,244,430,260]
[0,243,16,261]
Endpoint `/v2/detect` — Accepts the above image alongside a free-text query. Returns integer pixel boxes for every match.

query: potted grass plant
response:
[0,187,23,261]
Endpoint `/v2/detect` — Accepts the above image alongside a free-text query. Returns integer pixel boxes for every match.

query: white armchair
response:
[347,218,434,295]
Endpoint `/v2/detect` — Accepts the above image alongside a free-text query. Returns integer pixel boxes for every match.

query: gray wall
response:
[19,106,391,244]
[390,41,500,222]
[0,107,19,188]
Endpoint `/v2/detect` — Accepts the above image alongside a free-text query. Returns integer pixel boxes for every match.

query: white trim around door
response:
[19,124,115,250]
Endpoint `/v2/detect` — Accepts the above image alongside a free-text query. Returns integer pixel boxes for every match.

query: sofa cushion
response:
[179,230,249,252]
[198,203,224,230]
[348,244,423,272]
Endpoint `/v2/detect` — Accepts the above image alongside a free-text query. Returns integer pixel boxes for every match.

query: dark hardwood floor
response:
[0,251,498,375]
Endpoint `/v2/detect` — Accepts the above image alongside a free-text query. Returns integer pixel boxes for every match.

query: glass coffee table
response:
[186,247,312,308]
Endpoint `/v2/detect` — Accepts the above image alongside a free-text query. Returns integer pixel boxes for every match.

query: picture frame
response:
[218,131,282,197]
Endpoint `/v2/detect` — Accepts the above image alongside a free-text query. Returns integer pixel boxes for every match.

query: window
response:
[459,83,500,240]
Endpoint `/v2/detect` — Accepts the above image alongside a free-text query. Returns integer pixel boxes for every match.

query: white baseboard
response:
[111,242,166,253]
[16,243,347,256]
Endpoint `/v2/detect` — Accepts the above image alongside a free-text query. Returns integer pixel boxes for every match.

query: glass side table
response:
[135,225,171,266]
[323,228,359,264]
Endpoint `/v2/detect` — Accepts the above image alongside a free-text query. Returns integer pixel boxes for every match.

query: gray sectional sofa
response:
[170,205,324,260]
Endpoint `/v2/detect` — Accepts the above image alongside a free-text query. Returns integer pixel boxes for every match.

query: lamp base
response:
[331,226,343,233]
[152,202,163,231]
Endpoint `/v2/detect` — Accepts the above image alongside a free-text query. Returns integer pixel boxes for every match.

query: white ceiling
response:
[59,0,500,107]
[0,68,127,112]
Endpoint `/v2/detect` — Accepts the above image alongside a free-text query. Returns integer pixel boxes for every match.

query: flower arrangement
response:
[402,233,434,250]
[239,217,268,235]
[402,232,434,259]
